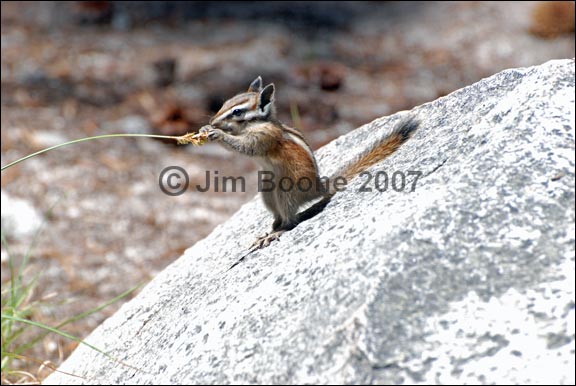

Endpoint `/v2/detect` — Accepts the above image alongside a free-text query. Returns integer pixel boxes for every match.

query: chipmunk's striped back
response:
[203,76,419,252]
[206,76,321,236]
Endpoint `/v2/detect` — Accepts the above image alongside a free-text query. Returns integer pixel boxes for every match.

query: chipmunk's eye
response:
[232,108,244,117]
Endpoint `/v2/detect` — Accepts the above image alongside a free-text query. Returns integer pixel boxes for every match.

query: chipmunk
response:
[200,76,418,250]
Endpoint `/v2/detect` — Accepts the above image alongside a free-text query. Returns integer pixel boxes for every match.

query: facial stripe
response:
[212,101,252,124]
[243,109,266,121]
[222,102,251,117]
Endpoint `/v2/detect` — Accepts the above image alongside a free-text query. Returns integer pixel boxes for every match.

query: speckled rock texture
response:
[44,59,575,385]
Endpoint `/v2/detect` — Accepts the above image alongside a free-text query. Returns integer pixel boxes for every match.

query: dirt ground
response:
[1,1,574,382]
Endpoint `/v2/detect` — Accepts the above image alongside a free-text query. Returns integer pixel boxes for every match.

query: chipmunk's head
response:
[209,76,276,135]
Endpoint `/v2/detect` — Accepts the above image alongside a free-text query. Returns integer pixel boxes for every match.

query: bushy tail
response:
[331,115,420,195]
[337,115,419,185]
[296,115,419,225]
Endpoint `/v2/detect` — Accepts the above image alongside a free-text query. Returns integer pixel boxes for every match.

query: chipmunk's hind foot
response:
[250,230,285,250]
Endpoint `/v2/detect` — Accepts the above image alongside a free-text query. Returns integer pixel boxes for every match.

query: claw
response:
[228,230,285,271]
[250,230,284,250]
[199,125,222,141]
[199,125,212,134]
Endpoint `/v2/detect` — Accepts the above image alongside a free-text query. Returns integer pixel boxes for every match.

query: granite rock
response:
[44,59,575,385]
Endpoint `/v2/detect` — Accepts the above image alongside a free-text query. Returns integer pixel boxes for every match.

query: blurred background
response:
[1,1,574,382]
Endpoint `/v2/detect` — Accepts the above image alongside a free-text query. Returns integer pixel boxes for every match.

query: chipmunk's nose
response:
[209,114,220,126]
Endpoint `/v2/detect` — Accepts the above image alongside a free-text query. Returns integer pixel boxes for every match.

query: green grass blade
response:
[1,314,144,372]
[17,283,143,355]
[56,283,142,329]
[290,102,303,131]
[1,315,92,353]
[1,231,17,307]
[1,133,181,171]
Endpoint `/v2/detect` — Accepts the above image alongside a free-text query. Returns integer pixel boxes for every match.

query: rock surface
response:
[44,59,575,385]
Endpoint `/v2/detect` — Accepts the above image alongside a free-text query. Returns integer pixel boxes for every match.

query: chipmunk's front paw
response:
[199,125,224,141]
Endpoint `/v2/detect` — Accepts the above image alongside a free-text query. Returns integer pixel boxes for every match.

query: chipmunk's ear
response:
[248,76,263,92]
[258,83,275,113]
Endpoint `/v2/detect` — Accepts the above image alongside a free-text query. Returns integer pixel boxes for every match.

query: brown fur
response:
[205,76,418,249]
[341,132,406,183]
[272,139,318,182]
